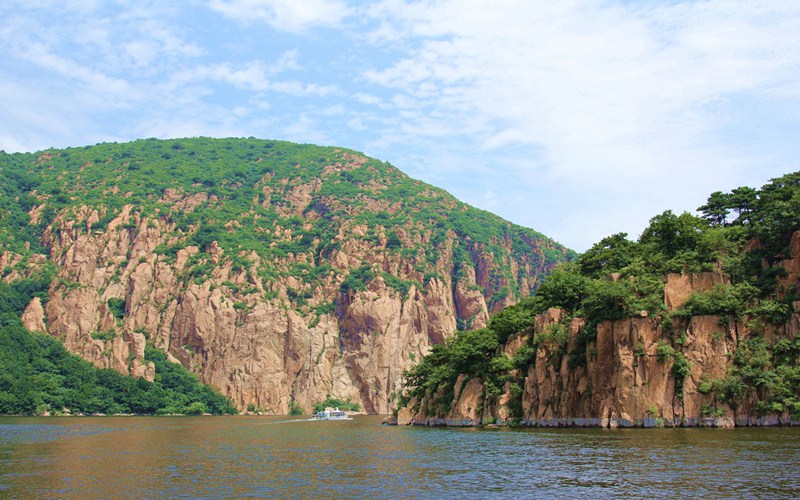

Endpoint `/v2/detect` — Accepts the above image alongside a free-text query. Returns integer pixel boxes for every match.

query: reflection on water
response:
[1,416,798,498]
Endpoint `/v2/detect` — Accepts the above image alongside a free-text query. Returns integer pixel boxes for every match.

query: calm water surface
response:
[0,416,798,498]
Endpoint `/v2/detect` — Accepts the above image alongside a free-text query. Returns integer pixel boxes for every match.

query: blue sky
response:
[1,0,799,252]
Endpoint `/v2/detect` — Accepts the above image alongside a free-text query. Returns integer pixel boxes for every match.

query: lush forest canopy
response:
[401,172,800,419]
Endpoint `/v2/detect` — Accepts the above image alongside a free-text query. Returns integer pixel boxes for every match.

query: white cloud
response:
[278,113,335,145]
[118,17,204,66]
[19,43,134,98]
[2,0,798,252]
[352,92,383,106]
[158,50,335,98]
[267,80,338,96]
[167,62,274,91]
[0,80,121,152]
[360,0,800,249]
[123,40,160,67]
[208,0,352,33]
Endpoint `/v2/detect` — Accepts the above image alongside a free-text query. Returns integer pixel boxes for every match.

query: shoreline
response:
[385,414,800,428]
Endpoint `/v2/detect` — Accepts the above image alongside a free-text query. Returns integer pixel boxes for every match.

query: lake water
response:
[1,416,798,498]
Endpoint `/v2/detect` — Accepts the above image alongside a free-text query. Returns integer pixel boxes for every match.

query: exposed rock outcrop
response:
[11,198,562,414]
[664,272,726,311]
[2,139,572,414]
[405,308,797,428]
[401,233,800,427]
[21,297,46,333]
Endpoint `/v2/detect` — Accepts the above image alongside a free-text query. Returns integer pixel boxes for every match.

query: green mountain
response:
[0,137,573,414]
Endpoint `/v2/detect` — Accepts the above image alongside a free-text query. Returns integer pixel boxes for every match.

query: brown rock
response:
[446,375,484,425]
[25,188,557,415]
[21,297,47,333]
[664,272,726,311]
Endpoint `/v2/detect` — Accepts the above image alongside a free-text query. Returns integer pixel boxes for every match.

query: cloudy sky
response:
[1,1,799,251]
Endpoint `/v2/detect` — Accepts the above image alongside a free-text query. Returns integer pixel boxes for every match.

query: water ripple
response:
[1,417,798,498]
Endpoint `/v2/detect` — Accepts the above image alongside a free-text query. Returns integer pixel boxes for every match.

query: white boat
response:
[311,407,352,420]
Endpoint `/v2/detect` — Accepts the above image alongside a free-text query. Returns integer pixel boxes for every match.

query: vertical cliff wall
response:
[401,305,800,427]
[398,232,800,427]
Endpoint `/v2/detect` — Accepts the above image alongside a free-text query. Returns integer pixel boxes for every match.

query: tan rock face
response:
[664,272,726,311]
[446,375,484,425]
[408,243,800,427]
[412,307,791,427]
[0,252,24,283]
[21,297,47,333]
[523,316,748,426]
[777,231,800,297]
[31,199,550,414]
[454,266,490,330]
[0,251,48,283]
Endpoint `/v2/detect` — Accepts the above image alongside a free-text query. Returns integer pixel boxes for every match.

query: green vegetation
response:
[289,399,304,416]
[107,298,126,319]
[0,271,54,317]
[0,320,237,415]
[0,267,236,415]
[0,138,572,317]
[312,396,361,413]
[0,137,574,416]
[402,298,539,417]
[401,171,800,419]
[705,337,800,417]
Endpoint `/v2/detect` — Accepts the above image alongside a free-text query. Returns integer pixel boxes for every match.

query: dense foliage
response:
[0,331,238,417]
[312,396,361,413]
[0,270,236,416]
[0,138,573,312]
[401,298,537,416]
[0,320,237,416]
[402,172,800,419]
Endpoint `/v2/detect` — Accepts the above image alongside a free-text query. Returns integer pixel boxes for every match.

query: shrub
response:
[672,352,691,379]
[748,299,791,325]
[184,401,208,415]
[339,265,374,293]
[289,400,304,415]
[107,298,126,319]
[313,396,360,413]
[655,340,675,362]
[512,344,537,371]
[701,404,724,418]
[91,329,116,341]
[535,323,569,347]
[489,297,536,344]
[677,283,759,318]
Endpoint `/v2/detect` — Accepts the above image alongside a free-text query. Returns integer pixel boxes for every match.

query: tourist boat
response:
[311,407,352,420]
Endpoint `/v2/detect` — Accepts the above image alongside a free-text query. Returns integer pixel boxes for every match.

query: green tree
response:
[533,263,587,313]
[185,401,208,415]
[729,186,758,224]
[639,210,707,257]
[578,233,635,277]
[698,191,731,226]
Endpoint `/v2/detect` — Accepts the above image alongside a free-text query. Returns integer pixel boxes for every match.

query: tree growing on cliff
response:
[698,191,732,226]
[399,170,800,421]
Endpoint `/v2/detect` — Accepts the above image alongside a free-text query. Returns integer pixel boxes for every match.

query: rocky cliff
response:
[0,138,572,414]
[397,227,800,428]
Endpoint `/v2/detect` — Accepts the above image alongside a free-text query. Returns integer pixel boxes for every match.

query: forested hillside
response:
[0,138,572,414]
[0,138,569,306]
[399,172,800,427]
[0,275,236,415]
